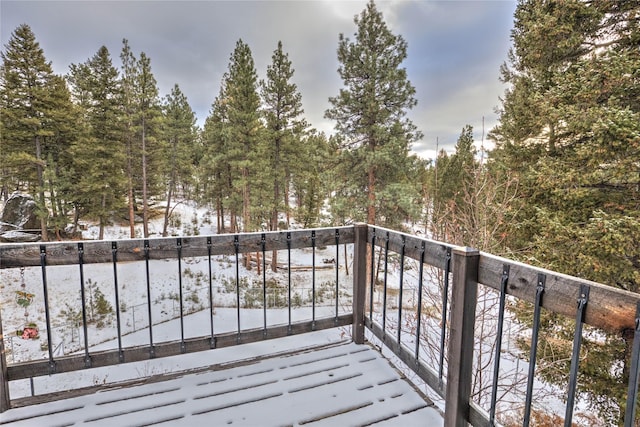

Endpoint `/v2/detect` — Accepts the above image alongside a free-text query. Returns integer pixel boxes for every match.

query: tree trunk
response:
[285,169,291,227]
[367,166,376,225]
[98,193,106,240]
[271,139,281,273]
[162,186,172,237]
[242,166,251,269]
[142,116,149,238]
[35,136,48,241]
[127,138,135,238]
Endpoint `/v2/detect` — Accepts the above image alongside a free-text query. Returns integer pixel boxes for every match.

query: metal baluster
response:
[565,284,590,427]
[335,229,340,323]
[415,241,425,360]
[311,230,316,329]
[144,240,154,358]
[624,301,640,427]
[112,242,124,362]
[234,235,241,341]
[438,247,452,387]
[177,238,185,353]
[287,231,292,333]
[261,233,267,337]
[523,273,546,427]
[369,229,376,324]
[489,264,510,426]
[77,243,91,367]
[397,236,405,345]
[40,245,55,373]
[382,232,389,334]
[207,237,215,348]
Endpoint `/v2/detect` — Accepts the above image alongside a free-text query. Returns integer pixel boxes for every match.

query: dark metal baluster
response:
[438,247,452,387]
[335,229,340,322]
[234,235,241,341]
[177,238,185,353]
[112,242,124,362]
[77,243,91,367]
[489,264,510,426]
[415,241,425,360]
[287,231,292,333]
[397,236,405,345]
[382,232,389,333]
[369,229,376,324]
[624,301,640,427]
[311,230,316,329]
[565,284,590,427]
[261,233,267,337]
[40,245,55,373]
[523,273,546,427]
[207,237,215,348]
[144,240,154,358]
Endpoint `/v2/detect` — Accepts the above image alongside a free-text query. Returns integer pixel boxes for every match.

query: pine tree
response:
[325,0,422,227]
[161,84,197,236]
[261,41,307,270]
[201,83,235,233]
[120,39,139,238]
[119,41,163,238]
[225,39,263,233]
[489,1,640,423]
[291,131,332,228]
[136,52,164,238]
[0,24,75,240]
[67,46,126,240]
[429,125,477,242]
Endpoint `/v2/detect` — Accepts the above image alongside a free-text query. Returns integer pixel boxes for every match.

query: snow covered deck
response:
[0,339,442,426]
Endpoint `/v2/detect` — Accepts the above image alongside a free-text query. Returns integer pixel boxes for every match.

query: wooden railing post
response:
[444,246,480,427]
[352,223,368,344]
[0,303,10,412]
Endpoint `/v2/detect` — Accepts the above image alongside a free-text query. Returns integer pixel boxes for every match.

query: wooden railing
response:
[1,224,639,426]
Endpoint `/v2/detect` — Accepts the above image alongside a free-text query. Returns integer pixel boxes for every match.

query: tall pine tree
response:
[161,84,197,236]
[1,24,77,240]
[67,46,126,239]
[261,41,307,270]
[325,0,422,227]
[225,39,262,233]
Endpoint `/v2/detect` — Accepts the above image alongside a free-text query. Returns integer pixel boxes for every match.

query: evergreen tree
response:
[67,46,126,239]
[428,125,477,242]
[136,52,164,238]
[161,84,197,236]
[489,1,640,423]
[325,0,422,227]
[260,41,307,269]
[201,83,235,233]
[225,39,263,233]
[119,41,164,238]
[291,131,332,228]
[120,39,139,237]
[0,24,74,240]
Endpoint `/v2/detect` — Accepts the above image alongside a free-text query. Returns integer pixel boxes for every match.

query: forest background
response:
[1,1,639,425]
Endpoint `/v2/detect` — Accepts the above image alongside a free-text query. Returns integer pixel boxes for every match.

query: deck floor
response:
[0,341,443,426]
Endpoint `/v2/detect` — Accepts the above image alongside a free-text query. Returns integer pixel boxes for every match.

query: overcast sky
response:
[1,0,517,160]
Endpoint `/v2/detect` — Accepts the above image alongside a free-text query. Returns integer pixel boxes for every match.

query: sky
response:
[1,0,517,161]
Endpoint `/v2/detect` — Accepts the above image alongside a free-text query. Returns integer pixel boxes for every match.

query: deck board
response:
[0,342,443,426]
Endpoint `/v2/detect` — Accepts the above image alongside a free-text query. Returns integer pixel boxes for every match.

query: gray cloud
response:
[1,0,516,160]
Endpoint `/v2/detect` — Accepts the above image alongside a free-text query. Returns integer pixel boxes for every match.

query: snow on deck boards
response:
[0,342,443,427]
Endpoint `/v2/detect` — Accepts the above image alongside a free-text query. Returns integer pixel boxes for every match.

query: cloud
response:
[1,0,517,160]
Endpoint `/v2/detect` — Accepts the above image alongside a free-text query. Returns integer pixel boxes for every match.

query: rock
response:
[0,193,41,232]
[0,230,41,243]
